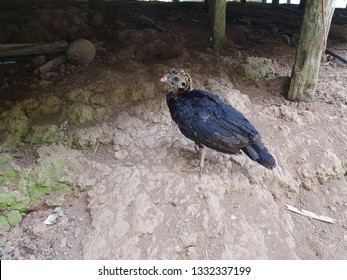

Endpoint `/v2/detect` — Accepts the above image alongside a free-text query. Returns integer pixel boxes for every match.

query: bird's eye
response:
[181,82,186,87]
[173,77,180,82]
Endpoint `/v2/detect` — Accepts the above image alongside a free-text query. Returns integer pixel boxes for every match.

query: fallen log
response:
[0,41,68,58]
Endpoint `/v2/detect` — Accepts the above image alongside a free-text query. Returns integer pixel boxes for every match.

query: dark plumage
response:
[161,68,276,174]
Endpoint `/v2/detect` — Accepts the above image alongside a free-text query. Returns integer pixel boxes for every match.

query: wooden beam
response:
[0,41,68,58]
[0,43,38,52]
[287,0,337,102]
[210,0,226,52]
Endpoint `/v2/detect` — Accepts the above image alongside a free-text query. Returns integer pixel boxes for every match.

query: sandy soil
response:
[0,2,346,260]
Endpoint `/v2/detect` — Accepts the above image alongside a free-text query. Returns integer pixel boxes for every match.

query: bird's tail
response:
[242,144,276,170]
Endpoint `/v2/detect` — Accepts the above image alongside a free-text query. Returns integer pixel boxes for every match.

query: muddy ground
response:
[0,2,347,260]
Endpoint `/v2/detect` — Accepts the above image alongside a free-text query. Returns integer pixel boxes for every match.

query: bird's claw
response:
[182,166,203,177]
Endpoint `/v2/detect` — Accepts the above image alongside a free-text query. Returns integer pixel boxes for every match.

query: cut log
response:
[0,41,68,58]
[34,55,67,75]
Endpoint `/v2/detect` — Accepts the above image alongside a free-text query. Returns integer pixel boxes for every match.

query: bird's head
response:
[160,68,192,94]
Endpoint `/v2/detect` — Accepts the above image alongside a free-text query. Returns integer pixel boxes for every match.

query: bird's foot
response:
[183,147,206,177]
[194,144,201,155]
[186,144,201,160]
[182,166,204,177]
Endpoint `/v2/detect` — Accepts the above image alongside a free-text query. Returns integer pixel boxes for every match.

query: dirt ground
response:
[0,2,347,260]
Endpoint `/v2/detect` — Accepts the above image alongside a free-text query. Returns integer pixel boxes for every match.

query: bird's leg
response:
[194,144,200,155]
[183,146,206,176]
[198,146,206,174]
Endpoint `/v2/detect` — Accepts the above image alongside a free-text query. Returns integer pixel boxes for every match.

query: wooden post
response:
[88,0,105,11]
[210,0,226,52]
[287,0,337,102]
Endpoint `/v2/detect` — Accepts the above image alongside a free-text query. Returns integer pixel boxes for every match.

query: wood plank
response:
[0,41,68,58]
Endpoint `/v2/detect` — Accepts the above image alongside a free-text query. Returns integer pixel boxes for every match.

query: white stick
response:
[285,204,336,224]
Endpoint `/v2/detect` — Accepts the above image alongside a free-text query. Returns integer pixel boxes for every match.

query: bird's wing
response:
[176,90,262,152]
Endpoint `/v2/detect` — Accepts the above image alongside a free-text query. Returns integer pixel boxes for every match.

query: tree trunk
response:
[287,0,337,102]
[210,0,226,52]
[272,0,279,6]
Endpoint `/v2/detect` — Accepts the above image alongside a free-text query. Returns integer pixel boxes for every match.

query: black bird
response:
[160,68,276,175]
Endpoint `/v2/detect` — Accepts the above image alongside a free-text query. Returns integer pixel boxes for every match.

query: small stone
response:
[74,228,81,238]
[44,213,59,225]
[32,223,49,235]
[61,236,67,248]
[45,192,65,206]
[76,175,97,191]
[98,197,106,204]
[114,150,129,160]
[230,214,237,220]
[301,181,312,191]
[329,206,337,213]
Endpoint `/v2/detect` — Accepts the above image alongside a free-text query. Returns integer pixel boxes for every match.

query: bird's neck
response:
[173,87,193,99]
